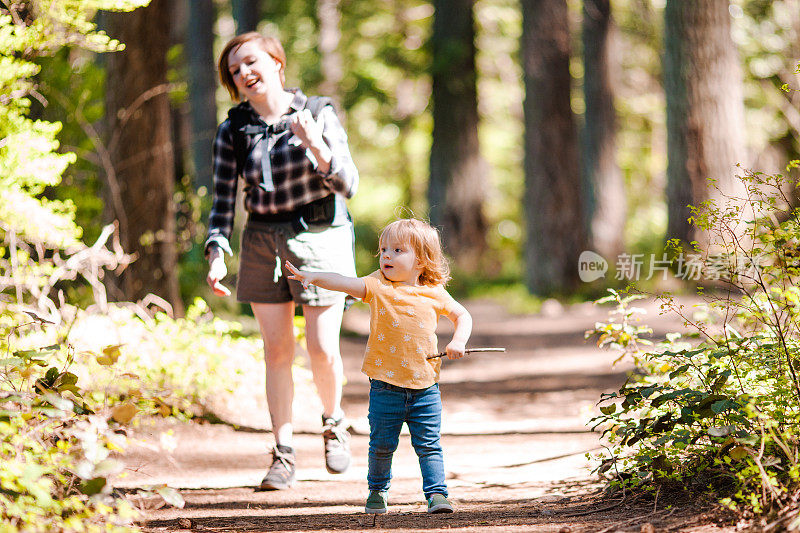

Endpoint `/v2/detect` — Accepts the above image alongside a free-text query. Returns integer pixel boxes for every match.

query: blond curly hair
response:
[378,218,450,286]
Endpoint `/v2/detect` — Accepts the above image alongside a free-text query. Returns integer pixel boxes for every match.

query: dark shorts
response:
[237,221,356,306]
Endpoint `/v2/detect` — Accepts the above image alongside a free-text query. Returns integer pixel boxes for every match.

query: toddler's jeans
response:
[367,379,448,498]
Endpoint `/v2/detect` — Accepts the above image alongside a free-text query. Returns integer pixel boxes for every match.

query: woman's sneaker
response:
[322,416,351,474]
[365,490,388,514]
[259,445,295,490]
[427,493,453,513]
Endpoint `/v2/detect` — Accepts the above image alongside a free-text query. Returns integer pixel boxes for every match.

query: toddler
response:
[285,218,472,514]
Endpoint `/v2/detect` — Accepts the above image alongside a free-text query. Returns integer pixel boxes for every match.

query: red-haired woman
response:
[204,32,358,491]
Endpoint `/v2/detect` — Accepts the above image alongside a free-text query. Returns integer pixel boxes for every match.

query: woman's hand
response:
[206,250,231,297]
[289,108,325,149]
[290,109,333,174]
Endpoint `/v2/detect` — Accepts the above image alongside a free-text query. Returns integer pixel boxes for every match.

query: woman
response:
[205,32,358,491]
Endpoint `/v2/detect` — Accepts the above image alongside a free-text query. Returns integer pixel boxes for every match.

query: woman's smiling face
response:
[226,41,283,99]
[379,235,422,285]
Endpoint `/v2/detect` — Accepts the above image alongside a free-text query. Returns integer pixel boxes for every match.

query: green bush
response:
[587,165,800,525]
[1,312,143,532]
[1,296,289,531]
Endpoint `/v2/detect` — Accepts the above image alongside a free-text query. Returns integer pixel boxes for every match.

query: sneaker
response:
[365,490,388,514]
[258,445,295,490]
[427,493,453,514]
[322,415,351,474]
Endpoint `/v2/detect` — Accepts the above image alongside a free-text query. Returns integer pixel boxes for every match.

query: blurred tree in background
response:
[186,0,217,194]
[521,0,587,295]
[582,0,625,261]
[429,0,488,272]
[664,0,748,247]
[104,0,182,314]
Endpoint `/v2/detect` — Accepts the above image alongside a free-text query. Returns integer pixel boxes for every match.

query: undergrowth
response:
[587,164,800,528]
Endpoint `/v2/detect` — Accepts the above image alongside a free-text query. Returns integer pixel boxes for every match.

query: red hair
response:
[218,32,286,101]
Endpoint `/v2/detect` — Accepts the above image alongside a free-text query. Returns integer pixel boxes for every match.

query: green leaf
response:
[711,399,736,414]
[729,446,748,460]
[599,404,616,415]
[44,366,59,383]
[669,364,691,379]
[80,477,107,496]
[711,371,730,392]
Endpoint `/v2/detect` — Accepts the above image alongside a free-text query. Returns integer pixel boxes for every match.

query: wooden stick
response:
[426,347,506,360]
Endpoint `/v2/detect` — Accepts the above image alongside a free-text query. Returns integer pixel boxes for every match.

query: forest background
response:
[14,0,800,319]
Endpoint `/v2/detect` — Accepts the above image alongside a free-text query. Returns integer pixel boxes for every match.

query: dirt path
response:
[117,298,735,532]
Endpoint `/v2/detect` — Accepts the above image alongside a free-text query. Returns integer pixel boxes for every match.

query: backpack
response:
[227,96,334,176]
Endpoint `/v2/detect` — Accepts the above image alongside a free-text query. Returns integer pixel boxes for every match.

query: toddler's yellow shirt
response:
[361,271,457,389]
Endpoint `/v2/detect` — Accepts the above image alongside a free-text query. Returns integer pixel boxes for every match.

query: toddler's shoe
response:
[322,415,351,474]
[365,490,388,514]
[427,493,453,513]
[259,445,295,490]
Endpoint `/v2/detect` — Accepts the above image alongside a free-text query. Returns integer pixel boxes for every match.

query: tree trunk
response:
[429,0,487,272]
[187,0,217,194]
[232,0,260,34]
[521,0,587,295]
[582,0,625,260]
[317,0,343,108]
[664,0,747,246]
[105,0,182,314]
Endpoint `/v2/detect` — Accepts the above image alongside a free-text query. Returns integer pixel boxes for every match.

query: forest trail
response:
[116,298,734,532]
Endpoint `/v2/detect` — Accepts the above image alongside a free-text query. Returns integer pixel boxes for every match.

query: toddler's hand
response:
[285,260,311,288]
[445,341,466,360]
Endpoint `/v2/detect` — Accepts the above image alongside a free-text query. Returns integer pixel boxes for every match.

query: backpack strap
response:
[227,96,336,177]
[304,95,335,120]
[226,104,252,177]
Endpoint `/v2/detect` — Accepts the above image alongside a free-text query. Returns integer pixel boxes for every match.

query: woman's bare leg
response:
[302,301,345,420]
[252,301,296,447]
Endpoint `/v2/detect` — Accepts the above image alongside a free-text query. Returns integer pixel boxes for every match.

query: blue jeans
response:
[367,379,448,499]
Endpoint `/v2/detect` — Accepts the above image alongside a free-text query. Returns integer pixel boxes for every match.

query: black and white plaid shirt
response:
[205,89,358,256]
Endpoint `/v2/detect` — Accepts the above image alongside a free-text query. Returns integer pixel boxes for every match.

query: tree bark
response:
[429,0,487,272]
[317,0,343,109]
[232,0,260,34]
[582,0,625,260]
[105,0,182,314]
[521,0,587,295]
[664,0,747,245]
[187,0,217,194]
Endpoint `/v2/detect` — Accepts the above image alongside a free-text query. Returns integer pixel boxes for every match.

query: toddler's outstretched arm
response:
[285,260,367,299]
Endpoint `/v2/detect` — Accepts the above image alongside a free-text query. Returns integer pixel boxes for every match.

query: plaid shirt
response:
[205,89,359,256]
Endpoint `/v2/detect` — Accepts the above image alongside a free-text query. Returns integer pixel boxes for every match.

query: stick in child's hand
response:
[426,347,506,360]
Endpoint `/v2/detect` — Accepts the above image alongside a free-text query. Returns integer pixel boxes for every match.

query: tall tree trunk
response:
[105,0,182,314]
[429,0,487,271]
[664,0,746,245]
[521,0,587,295]
[170,0,189,190]
[187,0,217,194]
[317,0,343,108]
[232,0,260,34]
[582,0,625,260]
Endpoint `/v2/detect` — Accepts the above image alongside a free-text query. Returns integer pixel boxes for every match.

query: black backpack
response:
[226,96,334,176]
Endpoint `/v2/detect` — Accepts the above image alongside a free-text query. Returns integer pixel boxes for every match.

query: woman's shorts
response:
[237,221,356,306]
